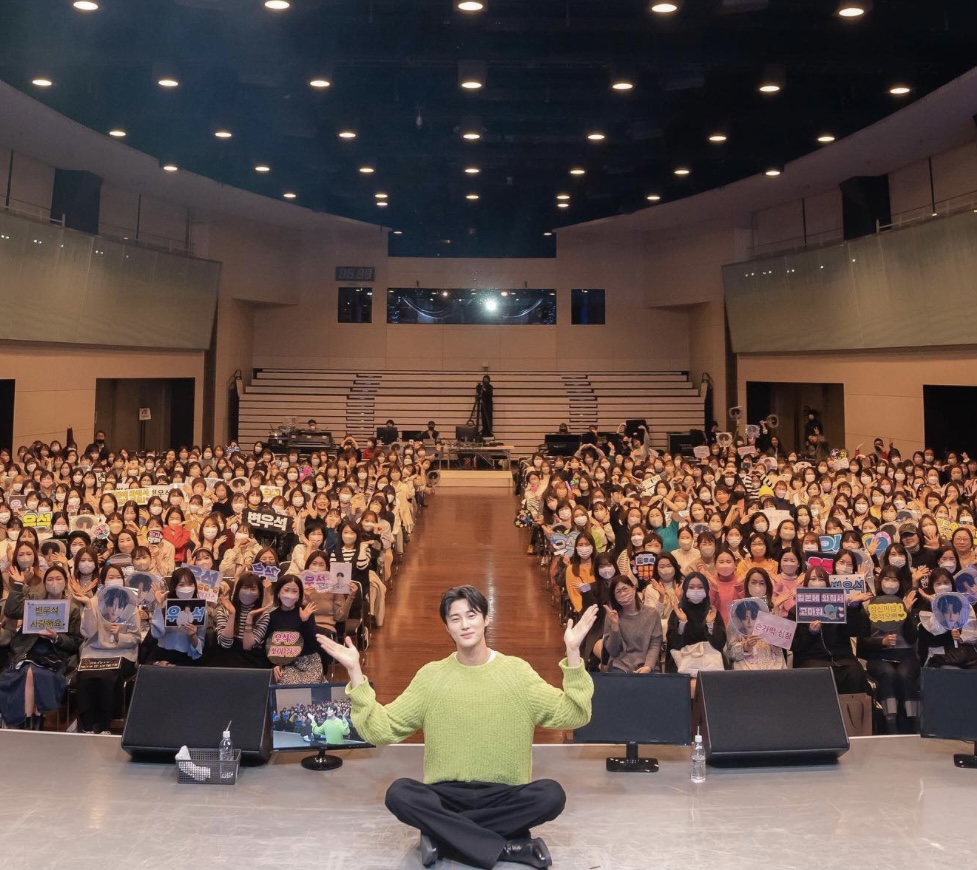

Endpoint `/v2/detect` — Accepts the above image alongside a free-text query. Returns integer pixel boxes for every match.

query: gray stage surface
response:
[0,732,972,870]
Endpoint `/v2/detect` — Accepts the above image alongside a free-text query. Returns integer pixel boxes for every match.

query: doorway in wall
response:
[746,381,845,454]
[0,380,14,450]
[923,385,977,459]
[94,379,194,452]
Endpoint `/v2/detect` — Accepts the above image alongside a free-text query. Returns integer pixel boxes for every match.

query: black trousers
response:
[384,778,566,869]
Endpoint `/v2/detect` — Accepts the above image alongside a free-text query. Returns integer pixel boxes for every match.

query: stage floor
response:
[1,733,972,870]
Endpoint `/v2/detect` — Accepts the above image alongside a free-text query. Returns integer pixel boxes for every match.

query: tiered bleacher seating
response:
[238,370,705,457]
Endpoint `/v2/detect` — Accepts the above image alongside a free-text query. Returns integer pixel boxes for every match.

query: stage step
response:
[435,470,513,490]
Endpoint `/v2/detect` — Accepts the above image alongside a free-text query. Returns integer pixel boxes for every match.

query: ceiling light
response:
[836,1,871,17]
[158,77,179,88]
[587,132,606,141]
[309,78,331,89]
[466,193,480,201]
[888,84,911,96]
[708,133,728,143]
[456,1,485,11]
[557,202,570,209]
[376,201,389,208]
[31,78,53,88]
[765,167,782,177]
[817,133,836,143]
[162,164,178,172]
[556,194,570,201]
[464,167,480,175]
[338,130,357,139]
[611,80,634,91]
[375,192,388,199]
[758,83,780,94]
[73,1,99,10]
[283,192,297,199]
[254,164,271,173]
[758,64,785,94]
[108,129,126,138]
[544,232,553,236]
[264,0,290,9]
[214,130,233,139]
[674,167,690,176]
[462,131,481,140]
[651,2,679,13]
[393,230,403,235]
[459,60,487,91]
[569,167,586,176]
[359,166,375,174]
[646,194,661,202]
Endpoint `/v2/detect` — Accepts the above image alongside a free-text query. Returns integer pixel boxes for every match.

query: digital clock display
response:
[335,266,375,283]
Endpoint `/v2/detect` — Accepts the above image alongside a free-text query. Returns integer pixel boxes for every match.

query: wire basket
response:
[176,749,241,785]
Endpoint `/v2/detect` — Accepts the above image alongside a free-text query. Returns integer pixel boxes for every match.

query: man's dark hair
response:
[439,585,489,624]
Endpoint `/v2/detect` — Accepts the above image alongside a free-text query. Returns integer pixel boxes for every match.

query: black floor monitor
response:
[455,425,479,442]
[921,668,977,768]
[268,682,374,771]
[544,434,581,456]
[376,426,399,445]
[573,673,692,772]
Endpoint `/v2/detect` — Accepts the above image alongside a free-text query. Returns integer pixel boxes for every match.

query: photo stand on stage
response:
[301,744,344,771]
[605,741,659,774]
[953,742,977,769]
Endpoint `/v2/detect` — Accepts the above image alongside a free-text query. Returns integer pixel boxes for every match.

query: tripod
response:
[466,384,484,438]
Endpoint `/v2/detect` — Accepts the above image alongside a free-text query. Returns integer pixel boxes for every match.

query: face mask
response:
[650,517,663,529]
[17,555,33,569]
[279,592,299,608]
[573,515,587,527]
[11,483,22,492]
[362,522,375,531]
[748,584,766,598]
[631,536,644,547]
[775,490,787,500]
[808,581,828,589]
[888,555,906,568]
[287,473,298,482]
[150,506,163,516]
[77,560,96,575]
[339,493,352,503]
[727,536,741,549]
[292,498,304,508]
[880,581,900,596]
[343,535,357,546]
[598,567,615,580]
[836,564,852,575]
[8,531,18,541]
[46,580,66,597]
[700,492,712,503]
[239,589,259,605]
[203,527,218,540]
[26,500,38,511]
[627,516,640,527]
[854,503,868,514]
[933,584,953,595]
[803,544,818,553]
[558,509,572,521]
[576,546,593,558]
[939,559,956,571]
[754,522,768,534]
[871,495,884,505]
[176,586,195,599]
[105,578,124,588]
[686,588,706,604]
[235,533,250,545]
[658,565,675,580]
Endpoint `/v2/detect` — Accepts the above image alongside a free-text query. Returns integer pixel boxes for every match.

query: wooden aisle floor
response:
[362,488,569,744]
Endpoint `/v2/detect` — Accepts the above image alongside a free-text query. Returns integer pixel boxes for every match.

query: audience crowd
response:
[517,432,977,735]
[0,432,432,731]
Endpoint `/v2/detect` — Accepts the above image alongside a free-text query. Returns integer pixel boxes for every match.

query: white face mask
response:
[573,515,587,527]
[748,584,767,598]
[150,506,163,516]
[339,493,352,503]
[933,584,953,595]
[558,509,572,521]
[754,522,768,534]
[45,580,66,597]
[175,586,195,599]
[631,536,644,547]
[658,565,675,580]
[598,567,615,580]
[105,578,124,588]
[279,592,299,608]
[238,589,259,605]
[808,581,828,589]
[77,560,96,575]
[203,527,218,540]
[7,530,18,541]
[700,545,715,558]
[727,536,741,549]
[686,588,706,604]
[235,533,250,545]
[939,559,956,571]
[576,545,593,559]
[679,539,692,552]
[888,555,906,568]
[880,581,900,596]
[17,555,33,569]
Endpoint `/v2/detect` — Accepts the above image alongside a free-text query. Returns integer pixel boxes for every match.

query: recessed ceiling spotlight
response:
[888,84,911,96]
[359,166,375,174]
[587,132,606,141]
[464,167,480,175]
[31,77,53,88]
[611,80,634,91]
[817,133,836,143]
[651,2,679,13]
[462,131,481,140]
[758,82,781,94]
[646,194,661,202]
[456,1,485,11]
[459,61,487,90]
[393,230,403,235]
[765,167,782,177]
[338,130,357,139]
[544,231,553,236]
[162,164,179,172]
[265,0,290,9]
[73,1,99,10]
[254,164,271,173]
[214,130,233,139]
[309,78,331,89]
[466,193,480,201]
[375,192,388,199]
[708,133,728,143]
[556,194,570,201]
[557,202,570,209]
[158,77,179,88]
[674,167,691,176]
[461,80,483,90]
[836,1,871,17]
[108,129,126,138]
[283,192,297,199]
[569,167,586,176]
[758,65,785,94]
[376,201,389,208]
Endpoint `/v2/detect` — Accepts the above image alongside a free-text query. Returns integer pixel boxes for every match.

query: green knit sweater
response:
[347,653,593,785]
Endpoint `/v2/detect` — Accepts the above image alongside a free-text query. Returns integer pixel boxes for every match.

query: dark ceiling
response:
[1,0,975,257]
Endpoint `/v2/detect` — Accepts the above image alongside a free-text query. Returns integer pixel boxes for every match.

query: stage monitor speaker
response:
[840,175,891,241]
[921,668,977,767]
[544,434,581,456]
[51,168,102,235]
[694,669,849,766]
[122,666,273,764]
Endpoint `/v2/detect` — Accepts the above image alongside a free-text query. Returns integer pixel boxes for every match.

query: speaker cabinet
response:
[694,669,850,765]
[122,667,273,764]
[921,668,977,767]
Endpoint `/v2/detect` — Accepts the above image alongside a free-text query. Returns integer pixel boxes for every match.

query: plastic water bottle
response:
[219,721,234,778]
[691,730,706,783]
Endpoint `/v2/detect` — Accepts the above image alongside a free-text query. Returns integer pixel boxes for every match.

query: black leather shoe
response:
[499,837,552,868]
[419,833,439,867]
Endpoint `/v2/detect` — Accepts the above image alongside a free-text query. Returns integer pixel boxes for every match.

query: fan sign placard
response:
[795,587,847,624]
